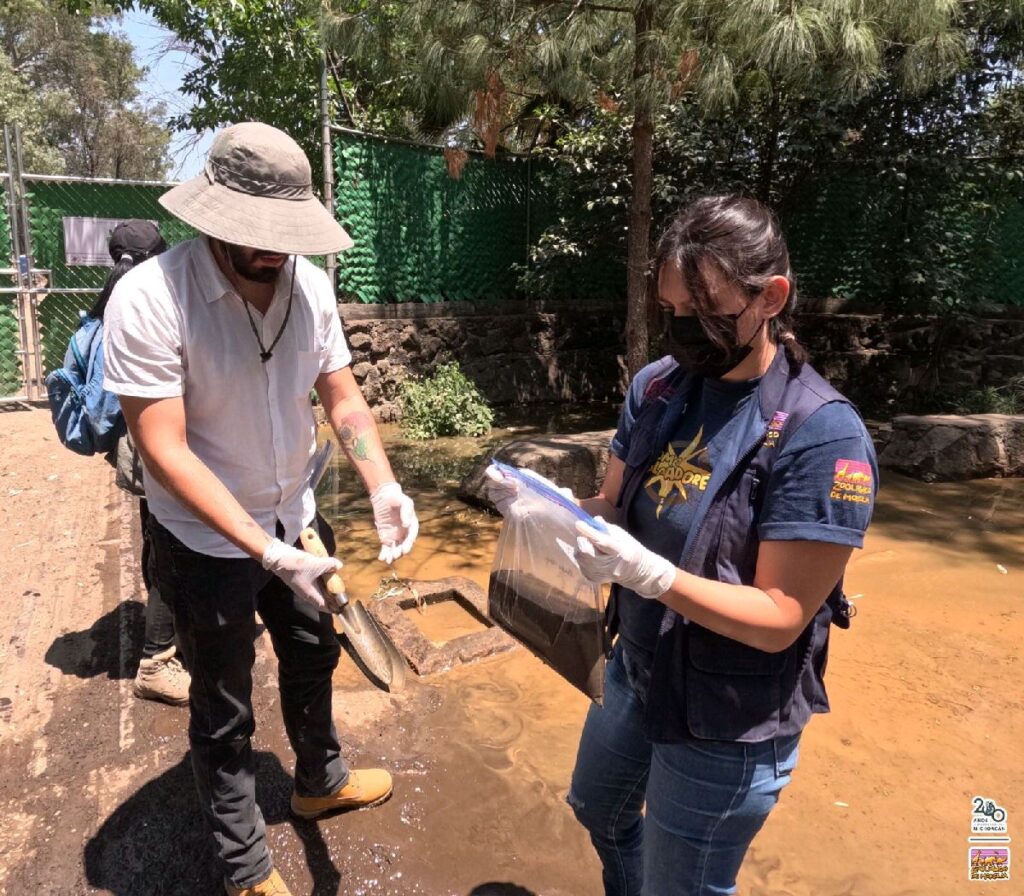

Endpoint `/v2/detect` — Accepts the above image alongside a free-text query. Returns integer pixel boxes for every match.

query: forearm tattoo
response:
[338,411,378,467]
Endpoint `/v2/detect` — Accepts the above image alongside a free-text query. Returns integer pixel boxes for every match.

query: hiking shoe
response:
[290,769,394,819]
[133,645,190,706]
[224,869,292,896]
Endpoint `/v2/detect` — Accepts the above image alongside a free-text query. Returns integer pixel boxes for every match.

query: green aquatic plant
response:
[399,361,494,439]
[952,375,1024,415]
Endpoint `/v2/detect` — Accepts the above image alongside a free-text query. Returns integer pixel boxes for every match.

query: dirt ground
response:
[0,406,1021,895]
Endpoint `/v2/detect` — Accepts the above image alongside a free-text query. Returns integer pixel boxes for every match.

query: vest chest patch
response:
[764,410,789,448]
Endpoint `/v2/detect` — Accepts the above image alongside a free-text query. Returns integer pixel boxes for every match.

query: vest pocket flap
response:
[688,628,788,676]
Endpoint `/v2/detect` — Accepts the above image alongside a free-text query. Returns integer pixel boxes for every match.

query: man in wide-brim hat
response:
[103,122,419,896]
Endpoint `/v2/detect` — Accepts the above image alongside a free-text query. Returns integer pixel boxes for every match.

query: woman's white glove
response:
[262,538,341,612]
[370,482,419,564]
[574,519,677,600]
[483,464,576,517]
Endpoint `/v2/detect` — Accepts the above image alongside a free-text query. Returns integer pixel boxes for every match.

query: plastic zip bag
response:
[487,462,609,702]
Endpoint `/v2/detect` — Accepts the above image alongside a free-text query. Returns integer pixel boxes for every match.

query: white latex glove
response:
[574,518,677,600]
[483,464,576,517]
[370,481,419,564]
[262,538,342,612]
[483,465,520,516]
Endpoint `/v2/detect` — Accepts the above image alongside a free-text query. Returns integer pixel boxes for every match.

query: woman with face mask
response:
[488,195,877,895]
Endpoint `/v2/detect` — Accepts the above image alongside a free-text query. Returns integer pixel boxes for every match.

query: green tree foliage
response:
[1,0,170,177]
[326,1,1010,374]
[53,1,1024,320]
[0,53,63,172]
[134,1,324,170]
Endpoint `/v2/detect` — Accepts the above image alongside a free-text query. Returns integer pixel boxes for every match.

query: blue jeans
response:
[149,516,349,889]
[568,644,800,896]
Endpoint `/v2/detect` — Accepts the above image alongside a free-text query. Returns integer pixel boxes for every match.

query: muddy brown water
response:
[0,408,1020,895]
[316,428,1024,896]
[401,601,489,646]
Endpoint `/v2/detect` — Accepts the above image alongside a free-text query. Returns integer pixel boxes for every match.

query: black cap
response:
[108,220,166,263]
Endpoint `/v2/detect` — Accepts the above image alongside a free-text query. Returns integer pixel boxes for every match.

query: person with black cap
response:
[102,123,418,896]
[90,220,191,706]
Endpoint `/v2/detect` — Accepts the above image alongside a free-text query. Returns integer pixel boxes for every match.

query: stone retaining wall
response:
[796,311,1024,417]
[339,301,626,421]
[879,414,1024,480]
[338,301,1024,420]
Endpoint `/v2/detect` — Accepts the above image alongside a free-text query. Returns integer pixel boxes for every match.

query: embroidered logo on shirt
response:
[764,411,789,448]
[644,426,712,518]
[830,459,873,505]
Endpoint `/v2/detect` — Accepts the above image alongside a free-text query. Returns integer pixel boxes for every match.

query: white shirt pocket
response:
[295,349,323,395]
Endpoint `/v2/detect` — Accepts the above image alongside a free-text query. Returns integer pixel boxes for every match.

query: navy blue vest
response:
[611,350,856,744]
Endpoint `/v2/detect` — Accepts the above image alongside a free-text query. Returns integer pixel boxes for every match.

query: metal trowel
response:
[303,441,406,691]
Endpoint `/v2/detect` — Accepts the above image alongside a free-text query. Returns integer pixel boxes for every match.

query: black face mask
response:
[662,307,759,379]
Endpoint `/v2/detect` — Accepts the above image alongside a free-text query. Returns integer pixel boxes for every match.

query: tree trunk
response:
[626,0,656,379]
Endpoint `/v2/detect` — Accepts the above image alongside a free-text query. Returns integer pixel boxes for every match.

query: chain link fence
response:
[4,126,1024,401]
[0,173,25,397]
[1,126,333,399]
[23,175,195,380]
[781,159,1024,308]
[331,129,1024,308]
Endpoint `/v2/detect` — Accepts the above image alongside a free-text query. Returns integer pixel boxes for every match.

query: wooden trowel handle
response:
[299,527,346,597]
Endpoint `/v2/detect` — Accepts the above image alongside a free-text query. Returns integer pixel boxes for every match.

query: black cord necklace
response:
[238,261,296,363]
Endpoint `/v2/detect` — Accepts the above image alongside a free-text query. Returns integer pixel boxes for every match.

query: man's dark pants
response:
[148,515,349,889]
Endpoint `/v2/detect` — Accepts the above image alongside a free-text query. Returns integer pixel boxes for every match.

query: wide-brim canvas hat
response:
[159,122,353,255]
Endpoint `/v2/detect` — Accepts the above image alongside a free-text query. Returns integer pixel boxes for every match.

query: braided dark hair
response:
[654,195,808,369]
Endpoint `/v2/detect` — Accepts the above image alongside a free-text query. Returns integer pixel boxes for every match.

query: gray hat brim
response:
[159,175,354,255]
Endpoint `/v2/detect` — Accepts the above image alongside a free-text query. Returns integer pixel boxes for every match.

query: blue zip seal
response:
[489,459,608,533]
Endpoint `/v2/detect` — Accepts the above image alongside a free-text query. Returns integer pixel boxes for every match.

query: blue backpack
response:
[45,312,125,455]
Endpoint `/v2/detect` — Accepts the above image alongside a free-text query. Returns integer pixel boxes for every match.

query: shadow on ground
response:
[44,599,144,679]
[84,751,341,896]
[872,472,1024,566]
[467,885,538,895]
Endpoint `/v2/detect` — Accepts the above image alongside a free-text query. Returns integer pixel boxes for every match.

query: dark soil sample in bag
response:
[488,569,606,702]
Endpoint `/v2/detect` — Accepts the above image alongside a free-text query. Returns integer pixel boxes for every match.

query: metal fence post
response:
[14,124,44,401]
[321,51,337,294]
[2,124,34,405]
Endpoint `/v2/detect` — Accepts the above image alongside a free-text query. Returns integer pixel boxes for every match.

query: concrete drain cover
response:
[366,577,517,676]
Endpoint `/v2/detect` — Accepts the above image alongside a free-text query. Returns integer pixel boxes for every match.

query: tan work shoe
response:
[290,769,394,819]
[133,645,190,706]
[224,869,292,896]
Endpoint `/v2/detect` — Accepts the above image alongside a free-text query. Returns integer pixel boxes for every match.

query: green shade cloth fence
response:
[2,136,1022,391]
[23,177,195,377]
[333,134,541,303]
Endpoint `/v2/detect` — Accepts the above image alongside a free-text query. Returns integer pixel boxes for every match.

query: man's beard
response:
[223,242,285,283]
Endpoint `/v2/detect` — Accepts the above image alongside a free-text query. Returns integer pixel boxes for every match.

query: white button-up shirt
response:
[103,236,351,557]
